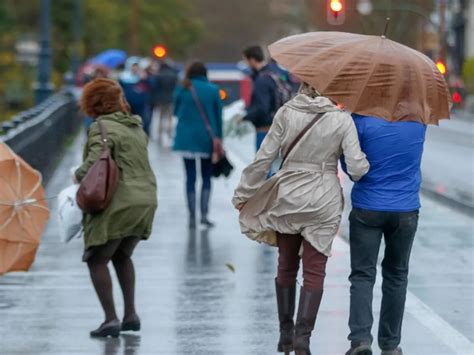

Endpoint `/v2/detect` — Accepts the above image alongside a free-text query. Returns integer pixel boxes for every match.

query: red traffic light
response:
[330,0,343,12]
[153,45,167,59]
[327,0,345,25]
[452,91,462,104]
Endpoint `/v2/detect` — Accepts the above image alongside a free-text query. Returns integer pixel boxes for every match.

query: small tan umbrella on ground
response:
[269,31,451,125]
[0,142,49,275]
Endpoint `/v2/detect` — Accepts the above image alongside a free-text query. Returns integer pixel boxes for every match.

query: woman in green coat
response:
[75,78,157,338]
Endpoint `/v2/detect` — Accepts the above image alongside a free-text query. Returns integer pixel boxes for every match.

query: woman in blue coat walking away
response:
[173,61,223,228]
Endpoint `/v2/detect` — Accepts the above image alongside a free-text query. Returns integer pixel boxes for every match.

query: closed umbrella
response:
[269,31,451,125]
[0,143,49,275]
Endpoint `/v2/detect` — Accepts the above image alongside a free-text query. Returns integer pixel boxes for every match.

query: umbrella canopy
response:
[0,143,49,275]
[90,49,127,69]
[269,32,451,125]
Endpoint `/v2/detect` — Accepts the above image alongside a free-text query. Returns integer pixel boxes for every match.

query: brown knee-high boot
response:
[275,279,296,354]
[293,287,324,355]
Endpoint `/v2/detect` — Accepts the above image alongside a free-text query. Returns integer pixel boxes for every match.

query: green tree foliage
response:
[463,57,474,94]
[0,0,203,116]
[61,0,202,71]
[1,0,203,81]
[0,1,37,116]
[136,0,203,58]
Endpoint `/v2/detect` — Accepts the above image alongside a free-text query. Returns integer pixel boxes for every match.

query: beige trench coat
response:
[232,94,369,256]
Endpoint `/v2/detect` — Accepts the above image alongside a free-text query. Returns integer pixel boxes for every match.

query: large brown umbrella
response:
[0,142,49,275]
[269,31,451,124]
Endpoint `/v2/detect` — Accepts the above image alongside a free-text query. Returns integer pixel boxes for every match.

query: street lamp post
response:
[71,0,82,79]
[35,0,54,104]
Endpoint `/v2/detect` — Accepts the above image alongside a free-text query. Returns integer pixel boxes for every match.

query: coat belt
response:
[282,161,338,173]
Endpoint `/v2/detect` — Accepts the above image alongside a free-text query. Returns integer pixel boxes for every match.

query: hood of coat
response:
[98,112,143,128]
[285,94,340,114]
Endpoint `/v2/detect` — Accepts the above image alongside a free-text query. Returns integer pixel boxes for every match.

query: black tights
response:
[86,237,139,323]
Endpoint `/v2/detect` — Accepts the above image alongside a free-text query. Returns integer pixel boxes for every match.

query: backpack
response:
[261,71,294,117]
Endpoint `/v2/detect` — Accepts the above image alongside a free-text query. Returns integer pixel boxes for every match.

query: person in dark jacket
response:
[119,60,153,136]
[153,61,178,147]
[173,61,223,228]
[242,46,278,151]
[342,114,426,355]
[76,78,157,338]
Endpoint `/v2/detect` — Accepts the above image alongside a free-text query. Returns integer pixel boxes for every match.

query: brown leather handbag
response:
[76,120,119,214]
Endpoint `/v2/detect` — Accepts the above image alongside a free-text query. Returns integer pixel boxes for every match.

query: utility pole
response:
[452,0,467,74]
[439,0,447,63]
[71,0,82,79]
[35,0,53,104]
[129,0,139,55]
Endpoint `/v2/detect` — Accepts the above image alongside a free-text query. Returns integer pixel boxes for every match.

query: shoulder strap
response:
[189,85,216,140]
[96,120,110,149]
[280,112,325,170]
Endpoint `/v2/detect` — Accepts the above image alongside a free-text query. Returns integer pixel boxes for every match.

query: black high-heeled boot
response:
[275,279,296,354]
[200,188,215,227]
[187,191,197,229]
[293,288,324,355]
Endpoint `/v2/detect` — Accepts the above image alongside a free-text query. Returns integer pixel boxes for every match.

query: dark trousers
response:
[184,158,213,218]
[157,102,174,146]
[348,208,418,351]
[277,233,328,291]
[184,158,212,193]
[130,103,152,136]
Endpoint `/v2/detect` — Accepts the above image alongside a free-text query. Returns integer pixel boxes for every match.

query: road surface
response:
[0,127,472,354]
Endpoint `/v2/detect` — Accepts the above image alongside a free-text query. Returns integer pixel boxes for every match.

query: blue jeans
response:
[184,158,212,193]
[348,208,418,351]
[183,158,213,219]
[141,104,153,136]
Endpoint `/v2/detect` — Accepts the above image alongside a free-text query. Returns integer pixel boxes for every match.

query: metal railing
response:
[0,90,82,183]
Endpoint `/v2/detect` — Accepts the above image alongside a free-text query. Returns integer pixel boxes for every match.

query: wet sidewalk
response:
[0,133,473,354]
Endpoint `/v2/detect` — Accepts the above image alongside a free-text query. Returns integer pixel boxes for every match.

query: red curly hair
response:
[80,78,130,118]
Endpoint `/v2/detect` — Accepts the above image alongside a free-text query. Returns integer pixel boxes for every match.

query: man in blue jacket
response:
[241,46,279,151]
[343,114,426,355]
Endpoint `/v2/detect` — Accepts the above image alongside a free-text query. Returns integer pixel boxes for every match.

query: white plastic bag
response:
[58,184,83,243]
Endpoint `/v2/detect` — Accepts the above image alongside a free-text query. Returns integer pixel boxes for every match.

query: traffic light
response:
[452,91,462,104]
[436,60,447,75]
[152,44,167,59]
[327,0,345,25]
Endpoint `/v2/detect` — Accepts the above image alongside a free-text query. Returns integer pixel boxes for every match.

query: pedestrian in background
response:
[343,113,426,355]
[173,61,223,229]
[153,61,178,147]
[76,78,157,338]
[242,45,292,152]
[233,83,369,355]
[119,58,153,135]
